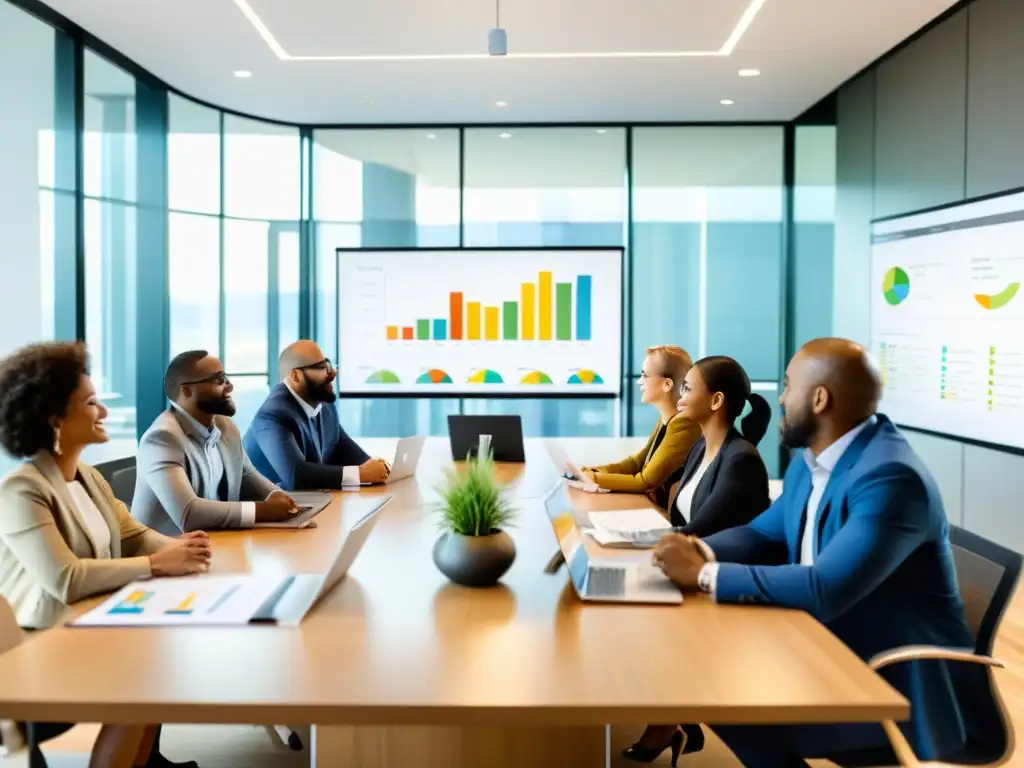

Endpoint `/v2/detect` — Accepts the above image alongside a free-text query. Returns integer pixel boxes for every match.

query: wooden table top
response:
[0,438,905,727]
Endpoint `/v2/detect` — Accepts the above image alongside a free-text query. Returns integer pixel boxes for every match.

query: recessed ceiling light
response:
[233,70,252,78]
[363,101,373,106]
[495,100,508,108]
[738,68,760,77]
[596,129,607,134]
[426,133,437,139]
[499,132,512,139]
[720,99,735,105]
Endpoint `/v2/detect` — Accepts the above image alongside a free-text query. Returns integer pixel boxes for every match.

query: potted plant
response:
[432,453,517,587]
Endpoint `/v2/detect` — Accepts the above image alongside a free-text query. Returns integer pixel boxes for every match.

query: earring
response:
[52,425,62,456]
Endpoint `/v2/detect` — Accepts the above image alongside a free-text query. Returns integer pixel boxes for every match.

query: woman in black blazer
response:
[623,355,771,765]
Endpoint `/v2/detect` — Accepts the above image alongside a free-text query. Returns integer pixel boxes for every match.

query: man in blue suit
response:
[243,341,391,491]
[651,338,981,766]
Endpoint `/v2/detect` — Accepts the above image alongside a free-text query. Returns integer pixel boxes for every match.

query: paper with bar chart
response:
[74,575,287,627]
[871,189,1024,450]
[337,248,623,395]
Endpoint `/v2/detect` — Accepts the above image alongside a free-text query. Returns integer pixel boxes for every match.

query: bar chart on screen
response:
[337,248,623,396]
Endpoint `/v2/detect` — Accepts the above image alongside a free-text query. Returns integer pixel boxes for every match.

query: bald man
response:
[242,341,390,490]
[647,339,984,765]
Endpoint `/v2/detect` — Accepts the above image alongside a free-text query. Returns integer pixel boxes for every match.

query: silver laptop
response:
[542,484,682,604]
[253,491,333,528]
[543,439,583,481]
[258,496,391,625]
[385,435,427,484]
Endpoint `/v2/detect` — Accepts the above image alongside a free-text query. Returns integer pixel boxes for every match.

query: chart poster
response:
[336,248,623,396]
[73,575,286,627]
[870,190,1024,451]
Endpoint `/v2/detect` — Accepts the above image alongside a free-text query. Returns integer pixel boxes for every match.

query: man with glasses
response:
[243,340,390,491]
[132,350,300,535]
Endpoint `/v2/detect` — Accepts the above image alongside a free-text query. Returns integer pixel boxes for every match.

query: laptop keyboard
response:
[587,567,627,597]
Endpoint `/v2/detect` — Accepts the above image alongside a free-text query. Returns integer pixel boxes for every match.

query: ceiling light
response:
[495,100,508,108]
[596,129,607,134]
[233,70,252,78]
[427,133,437,140]
[720,99,735,105]
[364,101,373,106]
[738,68,760,77]
[231,0,769,61]
[499,132,512,139]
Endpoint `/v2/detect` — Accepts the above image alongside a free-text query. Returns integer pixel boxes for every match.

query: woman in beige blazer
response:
[0,342,209,768]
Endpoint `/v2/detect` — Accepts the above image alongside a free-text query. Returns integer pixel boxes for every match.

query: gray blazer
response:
[132,408,278,535]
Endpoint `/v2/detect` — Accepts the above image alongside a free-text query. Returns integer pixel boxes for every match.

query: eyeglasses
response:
[295,358,335,374]
[180,372,230,387]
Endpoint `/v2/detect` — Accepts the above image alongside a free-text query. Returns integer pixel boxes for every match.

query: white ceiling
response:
[43,0,959,125]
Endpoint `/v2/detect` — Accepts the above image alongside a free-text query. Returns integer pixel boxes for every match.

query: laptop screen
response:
[543,484,590,594]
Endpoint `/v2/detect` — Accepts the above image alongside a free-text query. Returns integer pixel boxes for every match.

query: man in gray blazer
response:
[133,350,299,535]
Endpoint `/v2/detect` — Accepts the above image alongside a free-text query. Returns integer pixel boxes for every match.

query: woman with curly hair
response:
[0,341,207,768]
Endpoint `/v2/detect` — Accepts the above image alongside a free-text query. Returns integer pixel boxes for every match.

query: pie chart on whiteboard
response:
[882,267,910,306]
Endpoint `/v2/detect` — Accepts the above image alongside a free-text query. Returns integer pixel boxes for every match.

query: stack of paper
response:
[584,508,673,548]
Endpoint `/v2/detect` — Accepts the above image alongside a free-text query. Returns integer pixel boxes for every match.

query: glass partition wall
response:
[1,0,837,478]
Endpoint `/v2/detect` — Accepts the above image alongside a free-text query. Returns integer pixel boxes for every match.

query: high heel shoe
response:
[621,729,683,766]
[679,723,705,754]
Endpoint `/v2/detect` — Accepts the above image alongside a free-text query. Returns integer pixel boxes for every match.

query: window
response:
[224,116,300,221]
[463,128,625,247]
[169,212,220,356]
[169,95,220,215]
[631,128,784,383]
[83,51,136,202]
[223,219,269,374]
[793,126,837,350]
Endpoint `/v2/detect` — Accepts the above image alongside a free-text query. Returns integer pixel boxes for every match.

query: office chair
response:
[834,525,1020,767]
[0,597,51,767]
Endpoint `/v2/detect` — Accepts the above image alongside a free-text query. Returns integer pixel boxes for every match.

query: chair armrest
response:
[869,645,1004,672]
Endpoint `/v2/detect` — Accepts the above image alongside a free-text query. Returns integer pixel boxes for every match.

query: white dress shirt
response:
[674,454,713,523]
[697,416,877,598]
[284,383,361,487]
[66,480,112,559]
[170,402,256,525]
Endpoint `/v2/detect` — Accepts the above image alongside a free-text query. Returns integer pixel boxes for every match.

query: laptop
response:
[448,415,525,463]
[384,435,427,484]
[542,484,682,604]
[543,439,583,480]
[254,496,391,625]
[253,491,333,528]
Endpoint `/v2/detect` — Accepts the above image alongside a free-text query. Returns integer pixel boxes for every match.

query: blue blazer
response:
[242,384,369,491]
[703,415,983,760]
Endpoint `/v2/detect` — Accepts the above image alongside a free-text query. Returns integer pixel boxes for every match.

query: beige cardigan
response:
[0,451,170,629]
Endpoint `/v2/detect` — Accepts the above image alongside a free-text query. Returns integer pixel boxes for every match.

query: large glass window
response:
[463,127,626,248]
[169,212,220,356]
[224,116,300,221]
[169,95,220,215]
[793,126,837,351]
[632,128,784,381]
[223,219,269,375]
[83,51,136,202]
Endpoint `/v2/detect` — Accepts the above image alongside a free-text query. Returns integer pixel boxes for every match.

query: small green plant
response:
[434,453,516,536]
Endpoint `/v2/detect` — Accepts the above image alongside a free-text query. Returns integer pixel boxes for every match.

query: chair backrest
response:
[94,456,137,508]
[949,525,1023,656]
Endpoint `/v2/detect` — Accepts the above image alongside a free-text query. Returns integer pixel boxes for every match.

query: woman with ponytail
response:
[623,355,772,764]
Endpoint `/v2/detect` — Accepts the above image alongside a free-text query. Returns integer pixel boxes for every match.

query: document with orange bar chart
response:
[336,248,623,396]
[871,189,1024,451]
[73,575,287,627]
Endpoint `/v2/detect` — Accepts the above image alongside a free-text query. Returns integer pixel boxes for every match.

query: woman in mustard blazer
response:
[0,342,209,768]
[580,345,701,508]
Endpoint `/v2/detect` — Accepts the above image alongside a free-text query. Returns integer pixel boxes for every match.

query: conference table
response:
[0,438,907,767]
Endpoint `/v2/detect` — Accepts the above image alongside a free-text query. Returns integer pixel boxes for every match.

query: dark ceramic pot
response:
[432,530,516,587]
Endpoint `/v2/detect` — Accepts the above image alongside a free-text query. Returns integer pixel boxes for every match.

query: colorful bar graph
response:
[384,269,593,344]
[503,302,518,340]
[539,271,553,340]
[467,302,481,340]
[484,306,499,340]
[556,283,572,341]
[449,292,463,340]
[576,275,592,341]
[521,283,536,340]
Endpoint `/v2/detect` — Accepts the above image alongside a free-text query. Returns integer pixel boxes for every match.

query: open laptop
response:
[448,415,525,462]
[254,495,391,625]
[254,491,333,528]
[543,439,583,480]
[384,435,427,484]
[542,484,682,604]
